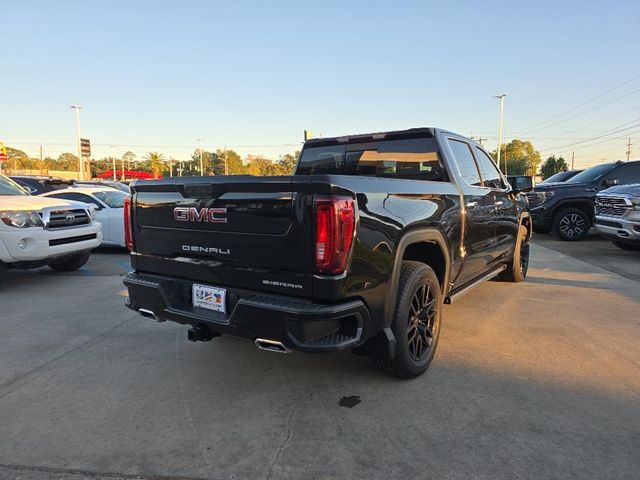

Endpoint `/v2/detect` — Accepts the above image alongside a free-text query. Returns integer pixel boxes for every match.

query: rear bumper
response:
[530,208,552,229]
[123,271,371,352]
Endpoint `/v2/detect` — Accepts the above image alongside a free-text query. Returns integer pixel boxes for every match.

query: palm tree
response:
[144,151,165,178]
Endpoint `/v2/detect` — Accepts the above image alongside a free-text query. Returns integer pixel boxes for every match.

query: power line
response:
[540,119,640,153]
[524,84,640,134]
[517,72,640,133]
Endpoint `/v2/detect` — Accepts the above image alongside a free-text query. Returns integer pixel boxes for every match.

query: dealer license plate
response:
[192,284,226,313]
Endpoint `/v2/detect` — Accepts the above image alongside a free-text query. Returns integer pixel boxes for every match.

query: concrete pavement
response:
[0,244,638,480]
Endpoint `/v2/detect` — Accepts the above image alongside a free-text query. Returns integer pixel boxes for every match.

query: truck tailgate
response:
[130,176,312,297]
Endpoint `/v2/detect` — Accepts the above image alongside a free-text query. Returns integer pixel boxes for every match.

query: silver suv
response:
[594,183,640,250]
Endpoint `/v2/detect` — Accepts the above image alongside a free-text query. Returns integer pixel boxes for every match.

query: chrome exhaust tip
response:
[255,338,290,354]
[138,308,164,322]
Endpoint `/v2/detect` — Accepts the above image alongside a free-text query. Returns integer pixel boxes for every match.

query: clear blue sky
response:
[2,0,639,167]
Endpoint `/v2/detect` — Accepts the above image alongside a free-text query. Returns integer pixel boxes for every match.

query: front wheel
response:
[498,224,530,282]
[376,261,442,379]
[553,208,591,241]
[48,251,91,272]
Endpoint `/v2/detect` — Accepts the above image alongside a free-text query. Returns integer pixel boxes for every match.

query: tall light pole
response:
[70,105,83,180]
[494,94,506,175]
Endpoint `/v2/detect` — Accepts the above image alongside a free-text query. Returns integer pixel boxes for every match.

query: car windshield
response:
[0,174,29,196]
[543,171,573,183]
[567,164,616,184]
[93,190,127,208]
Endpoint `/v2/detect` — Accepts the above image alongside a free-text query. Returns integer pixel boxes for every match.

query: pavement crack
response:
[0,313,138,401]
[266,391,313,480]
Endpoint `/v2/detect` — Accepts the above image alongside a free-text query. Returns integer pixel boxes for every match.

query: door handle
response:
[495,200,504,207]
[466,201,478,209]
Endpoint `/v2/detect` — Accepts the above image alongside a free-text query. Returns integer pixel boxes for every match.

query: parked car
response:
[527,160,640,240]
[540,170,583,184]
[73,180,131,193]
[0,175,102,283]
[594,183,640,250]
[122,127,531,379]
[10,175,75,195]
[42,187,127,247]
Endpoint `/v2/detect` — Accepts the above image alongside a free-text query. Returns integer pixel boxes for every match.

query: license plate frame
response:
[192,283,226,313]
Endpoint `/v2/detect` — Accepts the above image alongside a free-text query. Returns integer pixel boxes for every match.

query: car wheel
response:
[612,241,640,251]
[376,261,442,379]
[498,224,530,282]
[48,251,91,272]
[0,262,7,285]
[553,208,590,241]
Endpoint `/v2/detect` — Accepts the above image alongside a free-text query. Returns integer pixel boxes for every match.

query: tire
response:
[553,208,591,241]
[0,262,7,285]
[498,224,530,282]
[612,241,640,251]
[376,261,442,379]
[48,251,91,272]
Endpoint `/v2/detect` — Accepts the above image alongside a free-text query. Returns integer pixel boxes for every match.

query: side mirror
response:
[604,178,619,187]
[507,175,534,193]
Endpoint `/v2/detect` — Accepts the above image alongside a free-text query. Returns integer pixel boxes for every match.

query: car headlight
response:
[631,197,640,210]
[0,210,44,228]
[530,191,554,206]
[87,206,97,221]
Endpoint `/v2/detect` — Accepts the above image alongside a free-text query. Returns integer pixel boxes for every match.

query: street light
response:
[494,94,506,175]
[70,105,83,180]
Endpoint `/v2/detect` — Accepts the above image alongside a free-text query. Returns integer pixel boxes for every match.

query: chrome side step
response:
[444,264,507,304]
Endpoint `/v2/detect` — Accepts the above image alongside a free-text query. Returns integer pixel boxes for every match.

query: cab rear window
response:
[296,138,448,182]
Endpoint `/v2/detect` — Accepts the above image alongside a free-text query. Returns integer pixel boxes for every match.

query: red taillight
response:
[314,196,355,274]
[124,196,134,251]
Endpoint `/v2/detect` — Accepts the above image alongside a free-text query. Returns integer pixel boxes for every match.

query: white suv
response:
[0,174,103,282]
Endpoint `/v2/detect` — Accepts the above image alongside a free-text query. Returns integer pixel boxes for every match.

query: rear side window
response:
[611,165,640,185]
[296,137,448,181]
[447,139,482,187]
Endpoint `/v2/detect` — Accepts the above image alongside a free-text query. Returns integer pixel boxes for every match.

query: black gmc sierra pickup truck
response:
[123,128,531,378]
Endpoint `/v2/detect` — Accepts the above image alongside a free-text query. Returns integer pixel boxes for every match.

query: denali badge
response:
[182,245,230,255]
[174,207,227,223]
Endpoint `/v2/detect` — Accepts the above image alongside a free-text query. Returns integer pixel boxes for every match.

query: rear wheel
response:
[48,251,91,272]
[498,224,529,282]
[612,241,640,251]
[553,208,590,241]
[376,261,442,379]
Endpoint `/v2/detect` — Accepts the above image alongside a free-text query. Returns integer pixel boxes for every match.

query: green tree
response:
[216,149,246,175]
[52,152,80,171]
[491,139,541,176]
[540,156,569,179]
[144,151,165,178]
[276,151,298,175]
[246,155,278,176]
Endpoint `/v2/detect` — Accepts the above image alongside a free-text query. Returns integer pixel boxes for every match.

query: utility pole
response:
[110,145,117,181]
[70,105,84,180]
[196,139,204,176]
[39,145,43,162]
[223,145,227,175]
[626,138,633,161]
[571,151,575,170]
[494,94,506,175]
[471,136,487,146]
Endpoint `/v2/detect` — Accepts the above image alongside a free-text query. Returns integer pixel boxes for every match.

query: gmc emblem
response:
[174,207,227,223]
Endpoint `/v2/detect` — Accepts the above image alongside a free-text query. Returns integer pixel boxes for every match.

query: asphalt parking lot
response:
[1,241,639,480]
